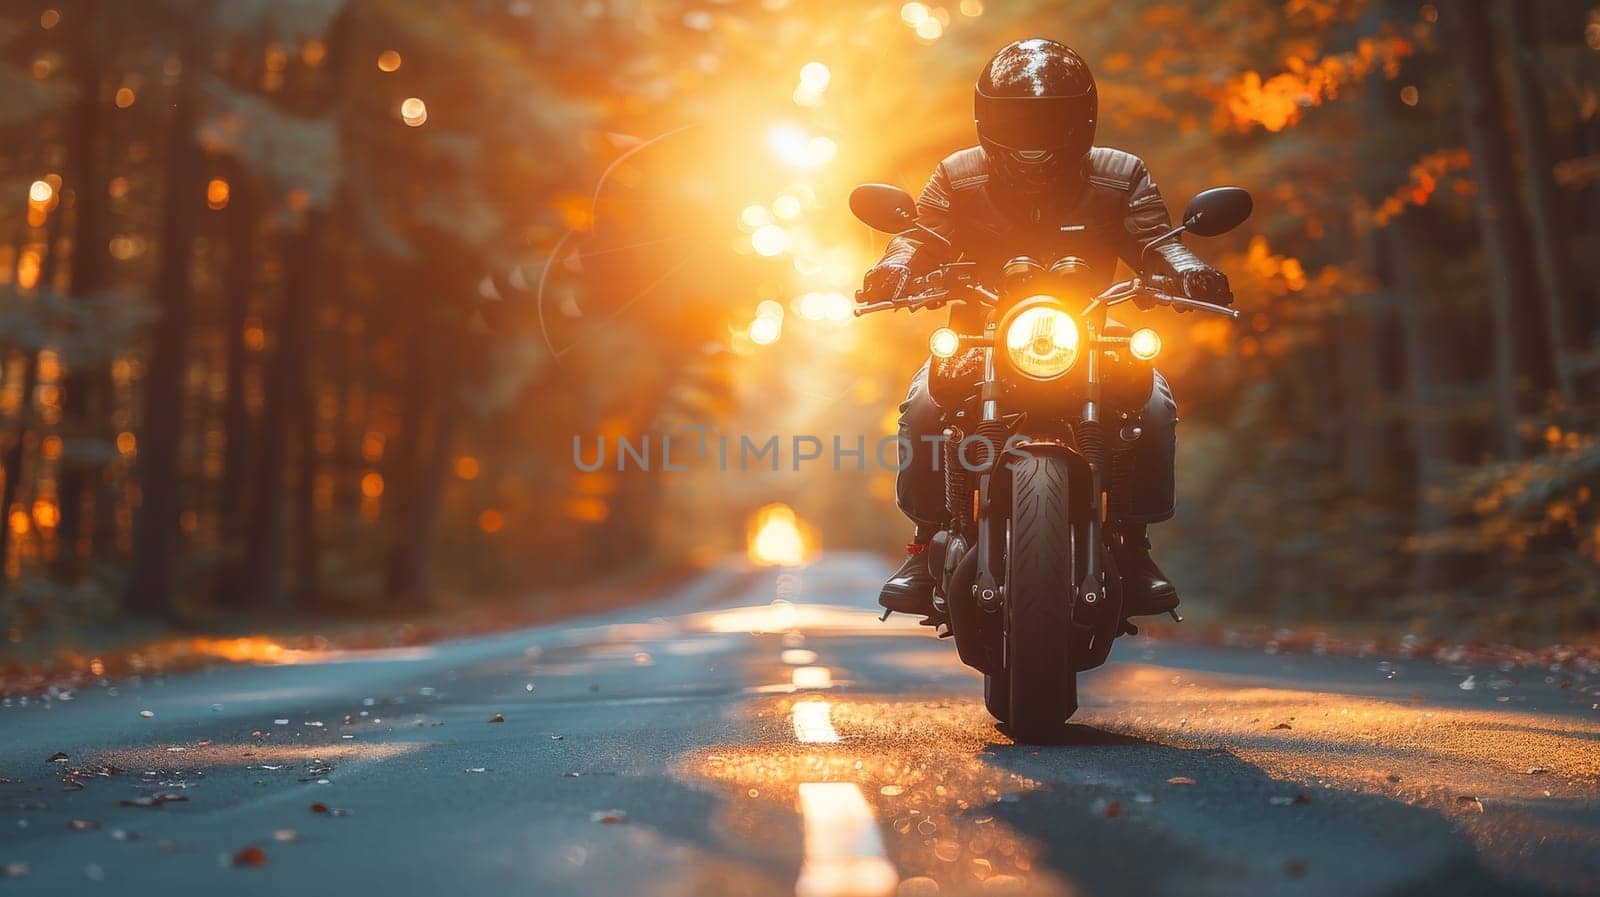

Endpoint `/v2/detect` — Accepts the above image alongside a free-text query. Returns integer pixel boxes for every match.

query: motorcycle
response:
[850,182,1252,742]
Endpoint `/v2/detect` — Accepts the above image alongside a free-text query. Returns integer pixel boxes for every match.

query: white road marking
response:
[794,783,898,897]
[791,699,841,743]
[782,648,820,665]
[791,666,833,689]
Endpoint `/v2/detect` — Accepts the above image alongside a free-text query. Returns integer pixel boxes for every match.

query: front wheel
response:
[1005,454,1079,742]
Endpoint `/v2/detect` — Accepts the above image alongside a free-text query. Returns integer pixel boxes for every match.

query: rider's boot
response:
[1116,523,1179,617]
[879,524,938,617]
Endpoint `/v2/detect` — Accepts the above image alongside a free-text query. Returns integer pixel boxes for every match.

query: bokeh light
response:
[749,315,782,346]
[400,97,427,126]
[751,224,788,257]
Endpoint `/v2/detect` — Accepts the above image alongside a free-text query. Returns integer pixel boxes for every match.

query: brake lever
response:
[1150,291,1242,319]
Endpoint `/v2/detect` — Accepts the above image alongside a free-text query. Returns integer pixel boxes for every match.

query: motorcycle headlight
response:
[1003,303,1080,379]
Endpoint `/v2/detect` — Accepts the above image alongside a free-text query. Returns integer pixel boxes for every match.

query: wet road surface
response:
[3,552,1597,896]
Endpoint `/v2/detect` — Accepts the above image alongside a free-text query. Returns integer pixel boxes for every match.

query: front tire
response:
[1005,454,1078,742]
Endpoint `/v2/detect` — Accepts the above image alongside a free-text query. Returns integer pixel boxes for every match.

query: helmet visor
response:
[974,89,1095,151]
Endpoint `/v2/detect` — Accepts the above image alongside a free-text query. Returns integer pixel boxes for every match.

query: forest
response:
[0,0,1596,661]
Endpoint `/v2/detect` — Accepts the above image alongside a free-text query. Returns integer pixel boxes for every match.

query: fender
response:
[988,439,1094,523]
[975,439,1095,611]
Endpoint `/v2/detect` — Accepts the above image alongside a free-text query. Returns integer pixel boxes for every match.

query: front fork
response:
[973,319,1108,614]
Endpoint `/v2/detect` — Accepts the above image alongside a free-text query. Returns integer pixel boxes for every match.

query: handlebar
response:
[852,285,952,317]
[854,269,1239,320]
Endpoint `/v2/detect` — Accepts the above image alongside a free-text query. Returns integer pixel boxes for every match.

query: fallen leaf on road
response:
[1456,795,1484,813]
[138,710,155,718]
[590,810,627,824]
[1284,859,1308,878]
[109,829,138,841]
[231,846,268,867]
[47,751,69,762]
[1526,766,1550,775]
[2,862,29,878]
[68,819,99,831]
[1269,793,1313,806]
[1102,800,1121,818]
[120,792,188,808]
[489,713,504,723]
[464,767,489,774]
[298,759,334,782]
[1458,675,1476,691]
[309,803,350,816]
[1271,723,1292,730]
[550,735,564,741]
[1167,776,1196,786]
[271,829,299,842]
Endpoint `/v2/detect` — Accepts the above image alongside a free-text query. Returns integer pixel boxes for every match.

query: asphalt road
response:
[3,552,1598,896]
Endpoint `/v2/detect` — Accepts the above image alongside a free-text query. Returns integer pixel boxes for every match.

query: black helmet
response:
[975,39,1097,195]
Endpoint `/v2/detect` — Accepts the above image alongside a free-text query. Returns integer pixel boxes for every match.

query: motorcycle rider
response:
[866,38,1233,620]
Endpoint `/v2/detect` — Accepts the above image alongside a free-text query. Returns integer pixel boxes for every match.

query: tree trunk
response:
[1499,0,1579,401]
[0,181,74,580]
[0,352,41,580]
[1336,213,1386,494]
[238,219,318,611]
[385,388,456,608]
[292,219,322,608]
[1450,0,1552,459]
[383,292,458,609]
[1388,211,1453,594]
[124,47,202,620]
[211,163,258,608]
[53,0,111,575]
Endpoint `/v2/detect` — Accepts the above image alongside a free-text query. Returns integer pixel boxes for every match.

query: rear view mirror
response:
[849,183,918,234]
[1181,187,1253,237]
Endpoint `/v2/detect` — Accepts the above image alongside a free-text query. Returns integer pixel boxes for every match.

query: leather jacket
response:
[877,146,1213,325]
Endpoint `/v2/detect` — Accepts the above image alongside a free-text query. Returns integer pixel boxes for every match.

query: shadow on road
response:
[979,725,1574,897]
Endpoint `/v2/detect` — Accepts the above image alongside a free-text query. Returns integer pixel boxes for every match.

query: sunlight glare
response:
[748,503,810,565]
